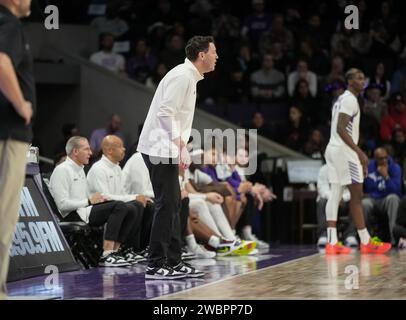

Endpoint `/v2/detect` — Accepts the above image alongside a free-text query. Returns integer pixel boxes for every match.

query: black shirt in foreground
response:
[0,4,36,143]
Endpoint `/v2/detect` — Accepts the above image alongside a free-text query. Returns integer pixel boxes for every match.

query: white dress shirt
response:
[87,155,137,203]
[49,157,92,223]
[137,58,204,158]
[122,152,154,198]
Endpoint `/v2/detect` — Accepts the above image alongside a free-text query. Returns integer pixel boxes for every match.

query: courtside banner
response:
[7,164,79,282]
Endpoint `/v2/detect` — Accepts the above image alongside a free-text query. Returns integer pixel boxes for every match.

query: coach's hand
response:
[179,146,191,170]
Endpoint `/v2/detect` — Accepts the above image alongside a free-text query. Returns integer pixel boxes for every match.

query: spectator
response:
[145,63,168,91]
[297,37,330,76]
[281,105,309,151]
[246,112,274,140]
[268,41,291,75]
[391,58,406,94]
[368,19,399,60]
[292,79,318,124]
[380,0,399,35]
[363,147,402,244]
[259,13,294,55]
[365,62,391,101]
[325,55,345,84]
[241,0,272,51]
[250,54,285,102]
[303,129,326,160]
[89,114,126,158]
[360,100,381,157]
[330,28,364,66]
[148,0,181,26]
[90,32,125,74]
[391,127,406,172]
[288,59,317,97]
[160,34,185,70]
[363,83,388,123]
[90,5,129,37]
[380,93,406,141]
[300,14,330,51]
[126,39,157,84]
[226,43,257,102]
[316,165,358,248]
[212,6,240,41]
[147,22,171,53]
[227,65,250,103]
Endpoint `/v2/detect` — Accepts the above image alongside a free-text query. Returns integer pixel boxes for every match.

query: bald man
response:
[87,135,153,258]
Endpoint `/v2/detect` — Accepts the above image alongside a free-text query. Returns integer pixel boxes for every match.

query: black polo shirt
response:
[0,5,36,143]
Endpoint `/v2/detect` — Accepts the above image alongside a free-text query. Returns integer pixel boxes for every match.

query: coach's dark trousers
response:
[142,154,182,267]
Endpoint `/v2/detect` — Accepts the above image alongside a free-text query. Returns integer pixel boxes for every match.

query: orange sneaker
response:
[360,236,392,254]
[325,242,352,254]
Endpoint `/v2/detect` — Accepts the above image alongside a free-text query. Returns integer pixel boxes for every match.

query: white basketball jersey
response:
[328,90,360,148]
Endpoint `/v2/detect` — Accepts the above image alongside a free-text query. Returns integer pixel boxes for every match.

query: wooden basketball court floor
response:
[158,250,406,300]
[7,246,406,300]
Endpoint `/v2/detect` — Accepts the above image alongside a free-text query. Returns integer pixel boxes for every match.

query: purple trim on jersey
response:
[348,161,361,183]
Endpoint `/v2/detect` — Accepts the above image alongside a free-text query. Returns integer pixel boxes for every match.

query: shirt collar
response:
[66,156,85,172]
[101,155,118,169]
[184,58,204,82]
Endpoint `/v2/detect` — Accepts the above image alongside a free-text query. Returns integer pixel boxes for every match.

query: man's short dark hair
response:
[185,36,214,61]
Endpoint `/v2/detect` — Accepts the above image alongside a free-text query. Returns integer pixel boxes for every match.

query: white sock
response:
[242,225,252,239]
[185,234,197,250]
[357,228,371,245]
[102,250,114,257]
[208,235,220,248]
[327,228,338,245]
[206,202,235,240]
